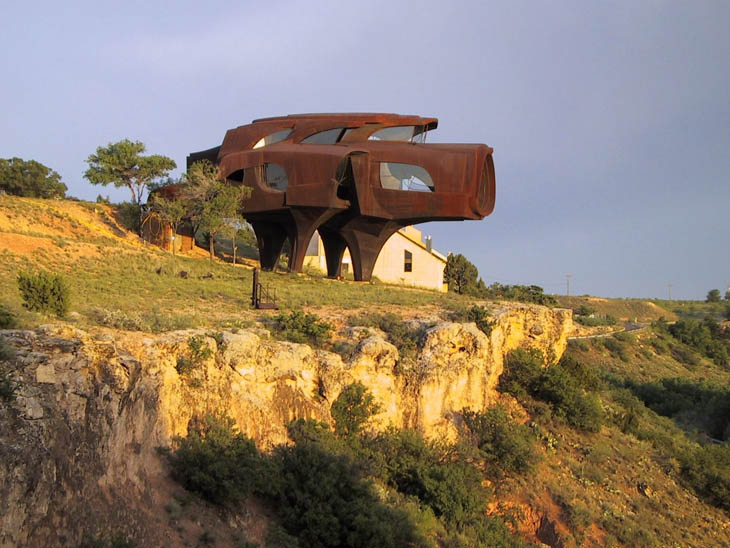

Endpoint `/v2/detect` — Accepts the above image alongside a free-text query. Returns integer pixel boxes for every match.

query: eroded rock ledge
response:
[0,304,571,547]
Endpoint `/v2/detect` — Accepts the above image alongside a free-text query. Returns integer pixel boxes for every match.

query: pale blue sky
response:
[1,1,728,299]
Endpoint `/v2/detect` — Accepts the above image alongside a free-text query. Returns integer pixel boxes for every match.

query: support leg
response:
[318,227,348,278]
[286,208,341,273]
[338,219,402,282]
[251,220,288,271]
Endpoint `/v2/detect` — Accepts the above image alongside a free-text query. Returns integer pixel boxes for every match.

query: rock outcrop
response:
[0,304,572,547]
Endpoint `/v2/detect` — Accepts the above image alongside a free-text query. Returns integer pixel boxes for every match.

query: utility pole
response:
[668,283,672,301]
[566,274,572,297]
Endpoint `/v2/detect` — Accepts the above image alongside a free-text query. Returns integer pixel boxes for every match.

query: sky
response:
[1,1,728,300]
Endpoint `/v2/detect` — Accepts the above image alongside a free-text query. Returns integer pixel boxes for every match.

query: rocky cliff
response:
[0,304,572,547]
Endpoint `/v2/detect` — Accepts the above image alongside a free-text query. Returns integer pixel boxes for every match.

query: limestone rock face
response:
[0,304,572,547]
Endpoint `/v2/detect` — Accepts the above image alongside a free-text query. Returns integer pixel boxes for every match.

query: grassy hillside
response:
[0,195,479,331]
[2,194,730,547]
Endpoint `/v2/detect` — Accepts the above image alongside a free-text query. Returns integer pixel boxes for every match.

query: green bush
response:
[17,270,70,317]
[273,310,332,345]
[461,406,539,476]
[680,443,730,512]
[331,382,380,439]
[364,429,489,529]
[662,318,730,367]
[117,201,142,233]
[500,349,603,432]
[0,305,17,329]
[628,377,730,440]
[450,305,494,335]
[350,311,425,362]
[0,336,14,362]
[175,335,214,376]
[166,414,261,505]
[574,315,617,326]
[266,441,425,547]
[601,337,629,362]
[0,369,16,402]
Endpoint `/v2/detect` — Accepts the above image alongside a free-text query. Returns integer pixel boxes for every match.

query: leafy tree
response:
[331,383,380,439]
[84,139,176,206]
[707,289,722,303]
[0,157,67,198]
[725,289,730,301]
[147,193,187,255]
[443,253,478,294]
[182,160,248,261]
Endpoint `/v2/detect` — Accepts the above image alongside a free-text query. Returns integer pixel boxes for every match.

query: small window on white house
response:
[404,250,413,272]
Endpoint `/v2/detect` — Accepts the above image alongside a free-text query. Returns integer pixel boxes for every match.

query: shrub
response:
[266,441,424,547]
[450,305,494,335]
[498,348,544,399]
[500,349,603,432]
[273,310,332,345]
[166,414,261,505]
[17,270,70,317]
[364,429,489,529]
[461,406,539,476]
[117,201,142,233]
[665,319,730,367]
[350,312,425,362]
[0,336,14,362]
[331,382,380,439]
[0,305,17,329]
[574,315,617,327]
[0,368,16,402]
[601,337,629,362]
[534,366,604,432]
[176,335,213,376]
[680,443,730,511]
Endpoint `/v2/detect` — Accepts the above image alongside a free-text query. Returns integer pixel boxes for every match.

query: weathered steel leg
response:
[318,227,348,278]
[251,220,288,271]
[286,208,341,273]
[338,219,402,282]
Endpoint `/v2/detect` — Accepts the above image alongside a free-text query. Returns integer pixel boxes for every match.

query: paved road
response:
[568,322,649,340]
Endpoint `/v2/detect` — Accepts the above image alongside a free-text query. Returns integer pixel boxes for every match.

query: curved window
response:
[263,163,288,191]
[253,129,292,149]
[301,127,349,144]
[379,163,434,192]
[369,125,426,143]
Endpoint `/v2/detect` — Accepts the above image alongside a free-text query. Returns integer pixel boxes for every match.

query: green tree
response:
[146,192,187,255]
[0,157,67,198]
[443,253,479,294]
[182,160,248,261]
[84,140,176,206]
[707,289,722,303]
[331,382,380,438]
[725,289,730,301]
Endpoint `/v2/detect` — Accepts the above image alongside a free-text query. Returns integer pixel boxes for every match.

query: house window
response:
[260,163,288,191]
[301,128,349,144]
[252,129,292,149]
[369,125,427,143]
[380,163,434,192]
[404,250,413,272]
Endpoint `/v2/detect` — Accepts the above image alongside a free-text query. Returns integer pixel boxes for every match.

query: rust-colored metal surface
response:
[187,113,495,281]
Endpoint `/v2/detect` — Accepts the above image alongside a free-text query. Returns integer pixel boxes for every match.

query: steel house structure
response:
[187,113,495,281]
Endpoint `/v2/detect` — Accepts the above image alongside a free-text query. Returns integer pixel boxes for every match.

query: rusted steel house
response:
[187,113,495,281]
